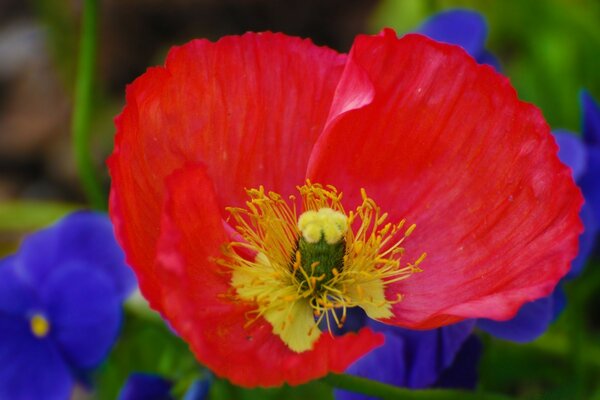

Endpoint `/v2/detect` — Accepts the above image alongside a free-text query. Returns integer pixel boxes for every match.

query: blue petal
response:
[552,130,588,181]
[434,335,482,389]
[0,315,73,399]
[552,285,567,321]
[42,262,122,369]
[0,257,38,316]
[416,9,488,59]
[566,202,597,279]
[476,50,502,71]
[118,373,174,400]
[334,332,407,400]
[477,295,554,342]
[400,320,476,388]
[581,90,600,146]
[19,211,136,301]
[183,378,211,400]
[323,307,367,336]
[580,148,600,236]
[334,320,475,400]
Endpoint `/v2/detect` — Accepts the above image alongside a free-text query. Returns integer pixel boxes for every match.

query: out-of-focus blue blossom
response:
[118,372,211,400]
[554,92,600,270]
[0,211,135,399]
[118,373,174,400]
[183,378,211,400]
[416,9,501,70]
[578,90,600,248]
[335,320,478,400]
[333,311,480,400]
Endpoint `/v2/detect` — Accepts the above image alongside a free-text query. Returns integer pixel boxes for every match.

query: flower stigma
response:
[219,181,425,353]
[30,313,50,338]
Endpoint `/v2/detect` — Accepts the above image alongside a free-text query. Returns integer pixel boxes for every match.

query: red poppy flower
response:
[108,29,582,387]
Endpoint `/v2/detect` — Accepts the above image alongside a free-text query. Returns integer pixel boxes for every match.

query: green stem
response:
[71,0,106,209]
[321,374,512,400]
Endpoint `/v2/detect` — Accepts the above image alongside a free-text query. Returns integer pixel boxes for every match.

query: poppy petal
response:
[155,164,383,387]
[308,31,582,328]
[109,32,346,314]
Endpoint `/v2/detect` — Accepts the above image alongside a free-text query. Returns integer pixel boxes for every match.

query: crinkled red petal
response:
[308,31,583,328]
[156,165,383,387]
[108,32,346,313]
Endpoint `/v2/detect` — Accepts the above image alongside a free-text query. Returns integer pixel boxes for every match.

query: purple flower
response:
[416,8,501,70]
[0,211,135,398]
[118,373,210,400]
[118,374,174,400]
[335,310,479,400]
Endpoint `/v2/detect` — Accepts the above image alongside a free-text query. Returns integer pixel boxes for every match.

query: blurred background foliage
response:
[0,0,599,399]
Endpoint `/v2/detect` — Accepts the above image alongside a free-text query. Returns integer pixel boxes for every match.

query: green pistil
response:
[294,236,346,290]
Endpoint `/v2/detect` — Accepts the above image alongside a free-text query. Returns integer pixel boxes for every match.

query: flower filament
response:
[219,182,425,353]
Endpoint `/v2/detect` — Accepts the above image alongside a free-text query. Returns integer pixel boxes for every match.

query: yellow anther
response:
[297,207,348,244]
[30,314,50,338]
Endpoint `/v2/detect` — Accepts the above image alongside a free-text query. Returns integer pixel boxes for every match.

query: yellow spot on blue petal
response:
[30,314,50,338]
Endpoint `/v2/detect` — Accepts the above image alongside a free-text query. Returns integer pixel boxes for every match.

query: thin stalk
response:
[71,0,105,209]
[321,373,512,400]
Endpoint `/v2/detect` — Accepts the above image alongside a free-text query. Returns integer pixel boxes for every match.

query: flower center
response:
[30,313,50,338]
[294,208,348,289]
[219,181,425,353]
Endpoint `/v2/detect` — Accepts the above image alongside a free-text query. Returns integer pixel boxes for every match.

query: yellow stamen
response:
[219,181,425,353]
[30,314,50,338]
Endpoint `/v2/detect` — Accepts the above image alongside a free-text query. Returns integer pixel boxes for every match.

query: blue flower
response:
[118,373,173,400]
[118,373,210,400]
[335,318,478,400]
[333,310,480,400]
[416,8,501,70]
[0,211,135,399]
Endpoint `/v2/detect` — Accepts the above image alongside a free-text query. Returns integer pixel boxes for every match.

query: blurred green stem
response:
[71,0,106,209]
[322,374,512,400]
